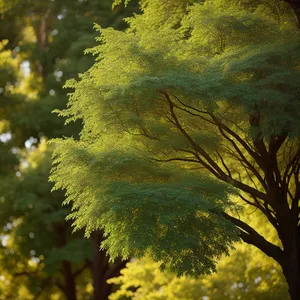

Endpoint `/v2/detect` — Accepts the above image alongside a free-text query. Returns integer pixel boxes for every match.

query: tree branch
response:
[104,259,129,281]
[74,259,90,278]
[161,91,269,201]
[223,213,283,262]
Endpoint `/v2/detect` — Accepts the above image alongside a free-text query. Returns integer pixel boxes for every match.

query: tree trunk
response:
[91,231,128,300]
[282,252,300,300]
[63,261,77,300]
[53,223,77,300]
[91,231,110,300]
[279,222,300,300]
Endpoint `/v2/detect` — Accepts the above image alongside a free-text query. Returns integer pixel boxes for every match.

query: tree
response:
[0,142,93,300]
[0,0,138,298]
[50,0,300,299]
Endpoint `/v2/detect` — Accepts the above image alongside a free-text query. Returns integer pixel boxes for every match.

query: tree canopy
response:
[50,0,300,299]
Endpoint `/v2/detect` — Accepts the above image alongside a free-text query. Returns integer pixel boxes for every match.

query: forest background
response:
[0,0,295,299]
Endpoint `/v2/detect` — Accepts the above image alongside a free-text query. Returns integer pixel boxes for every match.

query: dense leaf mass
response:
[51,0,300,277]
[52,139,238,275]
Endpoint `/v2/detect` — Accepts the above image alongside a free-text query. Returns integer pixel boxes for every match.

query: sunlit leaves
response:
[51,0,300,278]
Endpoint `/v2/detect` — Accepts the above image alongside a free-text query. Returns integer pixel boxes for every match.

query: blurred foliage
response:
[109,246,288,300]
[109,210,289,299]
[0,0,139,146]
[0,0,138,299]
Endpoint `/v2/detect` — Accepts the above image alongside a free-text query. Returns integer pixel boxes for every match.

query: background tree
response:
[50,0,300,299]
[0,0,138,298]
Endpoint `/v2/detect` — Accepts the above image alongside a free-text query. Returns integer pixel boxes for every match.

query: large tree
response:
[50,0,300,299]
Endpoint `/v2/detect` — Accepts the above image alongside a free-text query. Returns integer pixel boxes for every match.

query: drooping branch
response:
[157,90,299,257]
[154,157,201,163]
[170,93,297,220]
[157,91,289,242]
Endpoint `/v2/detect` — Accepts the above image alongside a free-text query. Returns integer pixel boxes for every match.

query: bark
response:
[282,258,300,300]
[53,223,77,300]
[91,231,110,300]
[62,261,77,300]
[91,231,128,300]
[279,220,300,300]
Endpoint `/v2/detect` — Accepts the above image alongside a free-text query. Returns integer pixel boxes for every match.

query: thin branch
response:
[216,151,232,177]
[170,93,211,115]
[161,91,268,201]
[210,113,267,191]
[153,157,200,163]
[104,260,129,281]
[13,271,38,278]
[74,260,90,278]
[210,113,260,162]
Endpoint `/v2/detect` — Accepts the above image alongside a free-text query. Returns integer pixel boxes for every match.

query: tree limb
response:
[223,213,283,262]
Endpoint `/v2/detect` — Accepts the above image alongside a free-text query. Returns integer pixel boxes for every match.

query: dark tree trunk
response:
[283,266,300,300]
[63,261,77,300]
[91,231,110,300]
[280,225,300,300]
[53,223,77,300]
[91,231,128,300]
[281,250,300,300]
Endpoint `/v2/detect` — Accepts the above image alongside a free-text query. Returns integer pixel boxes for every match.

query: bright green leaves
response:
[0,40,18,85]
[100,181,238,276]
[51,0,300,278]
[62,0,300,143]
[51,137,239,276]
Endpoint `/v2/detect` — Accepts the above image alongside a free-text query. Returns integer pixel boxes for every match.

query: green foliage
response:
[109,248,288,300]
[0,142,92,297]
[109,210,288,300]
[0,141,17,175]
[52,138,238,276]
[51,0,300,281]
[0,0,139,146]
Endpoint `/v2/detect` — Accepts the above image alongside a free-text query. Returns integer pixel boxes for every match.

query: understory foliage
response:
[51,0,300,279]
[108,210,288,300]
[109,250,287,300]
